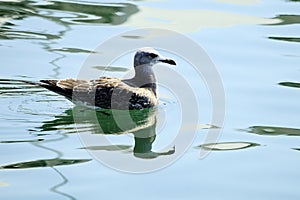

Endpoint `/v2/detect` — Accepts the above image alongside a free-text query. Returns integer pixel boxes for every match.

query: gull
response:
[38,47,176,109]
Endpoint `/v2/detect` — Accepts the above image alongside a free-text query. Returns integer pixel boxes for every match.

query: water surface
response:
[1,0,300,199]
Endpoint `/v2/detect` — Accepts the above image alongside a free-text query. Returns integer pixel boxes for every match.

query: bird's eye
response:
[149,53,158,58]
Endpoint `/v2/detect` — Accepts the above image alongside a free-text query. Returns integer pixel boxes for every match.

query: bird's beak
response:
[159,58,176,66]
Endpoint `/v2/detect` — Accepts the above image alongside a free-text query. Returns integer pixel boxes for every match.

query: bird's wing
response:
[39,77,120,97]
[40,77,156,109]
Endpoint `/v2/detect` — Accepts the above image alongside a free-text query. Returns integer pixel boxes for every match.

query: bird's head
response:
[134,47,176,67]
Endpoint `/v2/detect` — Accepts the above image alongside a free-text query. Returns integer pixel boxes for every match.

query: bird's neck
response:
[129,65,157,96]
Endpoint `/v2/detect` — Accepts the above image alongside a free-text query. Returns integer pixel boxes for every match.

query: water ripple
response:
[197,142,260,151]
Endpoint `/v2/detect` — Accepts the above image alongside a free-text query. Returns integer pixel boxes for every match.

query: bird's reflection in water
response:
[38,106,175,159]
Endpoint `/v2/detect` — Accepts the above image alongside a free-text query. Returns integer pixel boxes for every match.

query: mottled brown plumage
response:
[39,47,176,110]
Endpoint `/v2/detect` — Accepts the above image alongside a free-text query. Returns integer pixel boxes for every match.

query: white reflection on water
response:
[125,6,280,33]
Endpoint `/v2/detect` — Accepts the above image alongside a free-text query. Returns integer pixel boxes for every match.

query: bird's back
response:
[39,77,158,110]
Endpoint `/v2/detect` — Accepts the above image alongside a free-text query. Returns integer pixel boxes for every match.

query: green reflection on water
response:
[81,145,132,151]
[0,158,91,169]
[269,36,300,43]
[40,106,175,159]
[0,138,44,143]
[39,106,156,134]
[51,47,97,54]
[197,142,259,151]
[36,1,138,25]
[247,126,300,136]
[271,14,300,25]
[278,82,300,88]
[0,0,138,40]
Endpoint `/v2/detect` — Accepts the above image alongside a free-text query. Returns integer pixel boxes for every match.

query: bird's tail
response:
[0,78,40,86]
[39,79,73,100]
[0,78,62,89]
[0,78,69,97]
[0,78,44,97]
